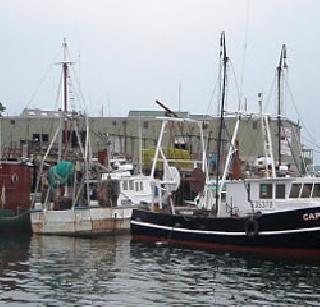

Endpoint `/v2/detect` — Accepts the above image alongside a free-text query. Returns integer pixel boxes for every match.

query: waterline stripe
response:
[131,220,320,236]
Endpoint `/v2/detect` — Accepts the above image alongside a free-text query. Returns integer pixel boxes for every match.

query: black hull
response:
[131,207,320,257]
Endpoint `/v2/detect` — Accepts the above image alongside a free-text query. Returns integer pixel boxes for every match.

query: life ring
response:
[244,218,259,237]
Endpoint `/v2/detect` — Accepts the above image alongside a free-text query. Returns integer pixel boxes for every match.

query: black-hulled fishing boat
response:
[131,33,320,257]
[131,176,320,257]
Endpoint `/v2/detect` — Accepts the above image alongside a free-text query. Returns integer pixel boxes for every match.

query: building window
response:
[301,184,312,198]
[135,181,139,191]
[143,121,149,129]
[112,121,117,126]
[312,184,320,198]
[140,181,143,191]
[10,120,15,125]
[42,134,49,143]
[259,184,272,199]
[276,184,286,199]
[289,184,302,198]
[202,121,208,130]
[33,134,40,143]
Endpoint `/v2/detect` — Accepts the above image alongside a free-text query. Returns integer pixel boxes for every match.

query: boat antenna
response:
[215,31,228,215]
[276,44,287,169]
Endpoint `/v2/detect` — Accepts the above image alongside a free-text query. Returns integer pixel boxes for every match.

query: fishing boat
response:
[131,33,320,257]
[0,161,33,233]
[30,40,178,236]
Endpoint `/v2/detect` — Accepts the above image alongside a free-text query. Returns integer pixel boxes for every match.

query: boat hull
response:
[30,207,134,236]
[0,209,32,234]
[131,207,320,256]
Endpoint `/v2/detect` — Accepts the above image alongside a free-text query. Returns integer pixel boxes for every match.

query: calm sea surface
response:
[0,234,320,306]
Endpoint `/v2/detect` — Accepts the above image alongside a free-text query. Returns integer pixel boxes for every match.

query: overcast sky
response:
[1,0,320,158]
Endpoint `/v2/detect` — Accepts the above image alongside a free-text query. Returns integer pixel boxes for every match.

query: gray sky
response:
[1,0,320,158]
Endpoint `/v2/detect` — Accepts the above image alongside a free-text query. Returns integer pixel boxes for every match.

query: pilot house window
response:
[289,184,302,198]
[260,184,272,199]
[129,180,134,190]
[301,184,312,198]
[122,181,128,190]
[312,184,320,198]
[276,184,285,199]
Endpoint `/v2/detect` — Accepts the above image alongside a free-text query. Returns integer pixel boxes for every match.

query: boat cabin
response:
[224,177,320,217]
[101,172,155,207]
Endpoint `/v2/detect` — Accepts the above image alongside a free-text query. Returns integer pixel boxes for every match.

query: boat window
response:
[129,180,134,190]
[276,184,286,199]
[301,184,313,198]
[259,184,272,199]
[312,184,320,198]
[153,186,159,196]
[135,181,139,191]
[289,184,302,198]
[140,181,143,191]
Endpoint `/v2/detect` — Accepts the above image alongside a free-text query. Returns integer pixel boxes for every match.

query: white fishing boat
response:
[29,40,156,236]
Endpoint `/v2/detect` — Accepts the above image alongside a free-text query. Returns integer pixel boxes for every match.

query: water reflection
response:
[0,235,31,293]
[0,235,320,305]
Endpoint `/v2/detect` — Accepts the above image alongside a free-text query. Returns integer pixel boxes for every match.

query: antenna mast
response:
[215,32,228,215]
[57,38,73,158]
[276,44,287,169]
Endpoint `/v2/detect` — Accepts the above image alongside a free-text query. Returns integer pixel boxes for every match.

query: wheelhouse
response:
[225,177,320,217]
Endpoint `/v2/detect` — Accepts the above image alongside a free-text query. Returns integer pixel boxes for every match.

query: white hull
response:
[30,207,134,236]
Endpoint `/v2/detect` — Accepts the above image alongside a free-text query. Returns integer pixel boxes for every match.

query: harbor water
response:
[1,235,320,305]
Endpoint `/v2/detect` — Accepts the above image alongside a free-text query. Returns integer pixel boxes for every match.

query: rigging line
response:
[26,49,62,108]
[229,60,242,109]
[285,80,302,121]
[205,74,220,116]
[301,138,320,155]
[301,135,320,151]
[239,0,251,98]
[291,127,307,173]
[285,80,320,148]
[66,44,87,113]
[70,65,88,114]
[54,70,63,110]
[285,80,320,155]
[263,72,276,113]
[286,132,300,172]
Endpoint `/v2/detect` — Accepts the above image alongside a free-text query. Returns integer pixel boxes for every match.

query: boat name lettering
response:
[303,212,320,221]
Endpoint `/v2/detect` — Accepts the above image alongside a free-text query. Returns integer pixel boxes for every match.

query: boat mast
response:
[60,38,72,158]
[276,44,287,169]
[215,31,228,215]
